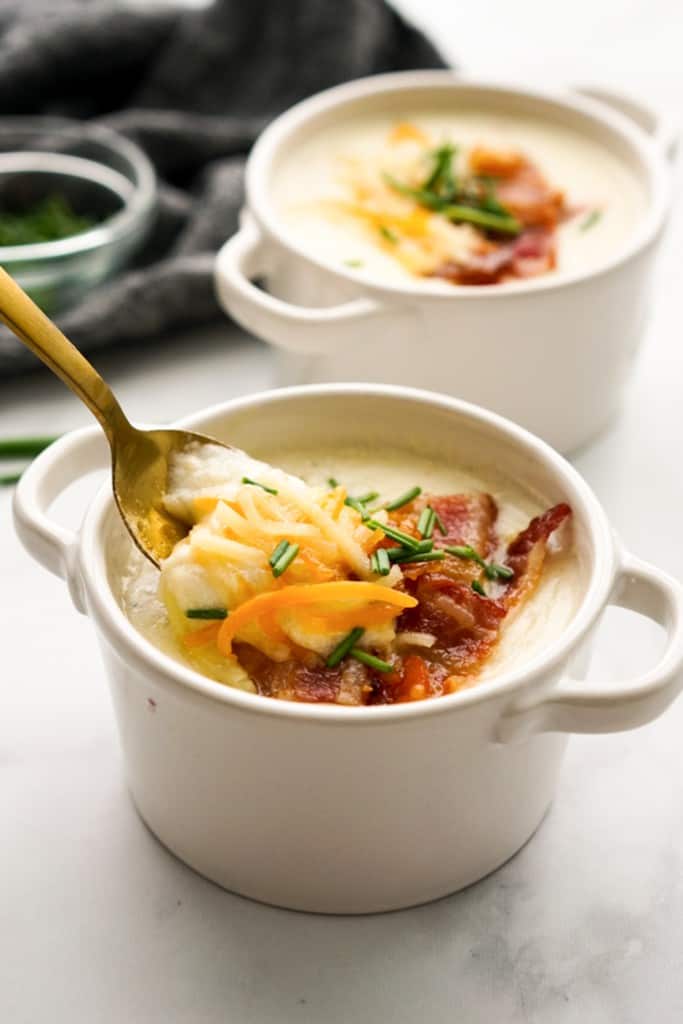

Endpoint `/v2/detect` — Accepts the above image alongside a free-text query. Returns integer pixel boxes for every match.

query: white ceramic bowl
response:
[215,73,674,453]
[14,385,683,913]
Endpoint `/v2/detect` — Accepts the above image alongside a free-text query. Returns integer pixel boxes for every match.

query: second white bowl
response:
[215,72,673,453]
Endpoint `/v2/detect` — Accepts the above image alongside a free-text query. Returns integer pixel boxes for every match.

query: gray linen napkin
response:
[0,0,445,374]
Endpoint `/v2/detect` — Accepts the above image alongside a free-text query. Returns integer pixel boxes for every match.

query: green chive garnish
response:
[0,472,22,486]
[271,541,299,577]
[390,550,445,565]
[327,626,365,668]
[443,204,521,235]
[384,539,433,560]
[379,225,398,244]
[471,580,486,596]
[268,539,290,567]
[345,496,370,520]
[350,648,394,673]
[484,562,515,581]
[423,143,457,194]
[445,544,486,567]
[371,548,392,576]
[242,476,278,495]
[580,209,602,232]
[344,259,364,268]
[445,544,514,581]
[417,506,436,539]
[0,436,58,457]
[186,607,228,620]
[433,510,447,535]
[327,477,339,488]
[356,491,379,504]
[384,486,422,512]
[365,519,420,550]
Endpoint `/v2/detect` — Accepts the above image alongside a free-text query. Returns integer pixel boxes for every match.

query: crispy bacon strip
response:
[235,643,372,705]
[502,502,572,610]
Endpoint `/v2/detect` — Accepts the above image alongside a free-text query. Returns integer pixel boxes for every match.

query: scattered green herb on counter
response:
[344,258,364,268]
[0,436,58,457]
[0,472,21,486]
[0,196,96,246]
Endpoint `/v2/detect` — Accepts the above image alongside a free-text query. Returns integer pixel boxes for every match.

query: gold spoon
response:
[0,266,230,566]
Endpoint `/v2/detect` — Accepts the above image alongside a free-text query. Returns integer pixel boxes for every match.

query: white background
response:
[3,2,683,1021]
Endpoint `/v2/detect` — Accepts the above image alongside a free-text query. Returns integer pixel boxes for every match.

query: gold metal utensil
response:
[0,266,229,566]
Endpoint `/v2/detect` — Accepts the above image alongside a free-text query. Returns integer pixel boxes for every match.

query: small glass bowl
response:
[0,120,157,313]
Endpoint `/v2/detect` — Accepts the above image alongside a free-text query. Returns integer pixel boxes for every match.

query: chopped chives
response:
[446,544,514,581]
[271,541,299,577]
[242,476,278,495]
[345,496,370,520]
[580,209,602,232]
[385,486,422,511]
[344,258,364,268]
[268,539,290,567]
[378,225,398,244]
[327,477,339,488]
[484,562,515,580]
[443,204,521,235]
[0,472,22,485]
[327,626,365,668]
[0,436,58,457]
[417,506,436,539]
[371,548,392,576]
[384,539,433,560]
[433,510,447,535]
[471,580,486,597]
[186,607,228,620]
[350,648,394,673]
[445,544,486,567]
[365,519,420,550]
[391,550,445,565]
[356,491,379,505]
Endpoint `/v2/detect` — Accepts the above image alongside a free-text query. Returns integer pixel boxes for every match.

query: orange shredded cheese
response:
[216,582,417,656]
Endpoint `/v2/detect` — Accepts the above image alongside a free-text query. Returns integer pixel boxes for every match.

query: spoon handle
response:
[0,267,131,444]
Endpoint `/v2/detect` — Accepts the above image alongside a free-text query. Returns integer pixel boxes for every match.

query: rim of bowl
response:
[0,123,156,263]
[80,383,618,725]
[246,70,671,300]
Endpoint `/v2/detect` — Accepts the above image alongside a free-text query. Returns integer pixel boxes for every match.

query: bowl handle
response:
[574,84,679,162]
[13,426,107,614]
[497,551,683,742]
[214,218,387,354]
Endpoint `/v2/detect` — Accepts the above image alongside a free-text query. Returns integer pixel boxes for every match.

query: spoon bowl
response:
[0,265,231,566]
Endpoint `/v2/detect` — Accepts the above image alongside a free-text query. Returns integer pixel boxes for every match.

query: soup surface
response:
[120,444,582,705]
[273,109,647,286]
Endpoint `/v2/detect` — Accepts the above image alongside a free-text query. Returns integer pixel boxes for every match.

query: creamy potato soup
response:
[120,443,581,705]
[273,110,647,286]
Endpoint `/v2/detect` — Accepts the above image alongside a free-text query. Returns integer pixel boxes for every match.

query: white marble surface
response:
[3,4,683,1021]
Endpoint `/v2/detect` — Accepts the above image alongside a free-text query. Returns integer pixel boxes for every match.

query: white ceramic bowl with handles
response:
[14,385,683,914]
[215,72,674,454]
